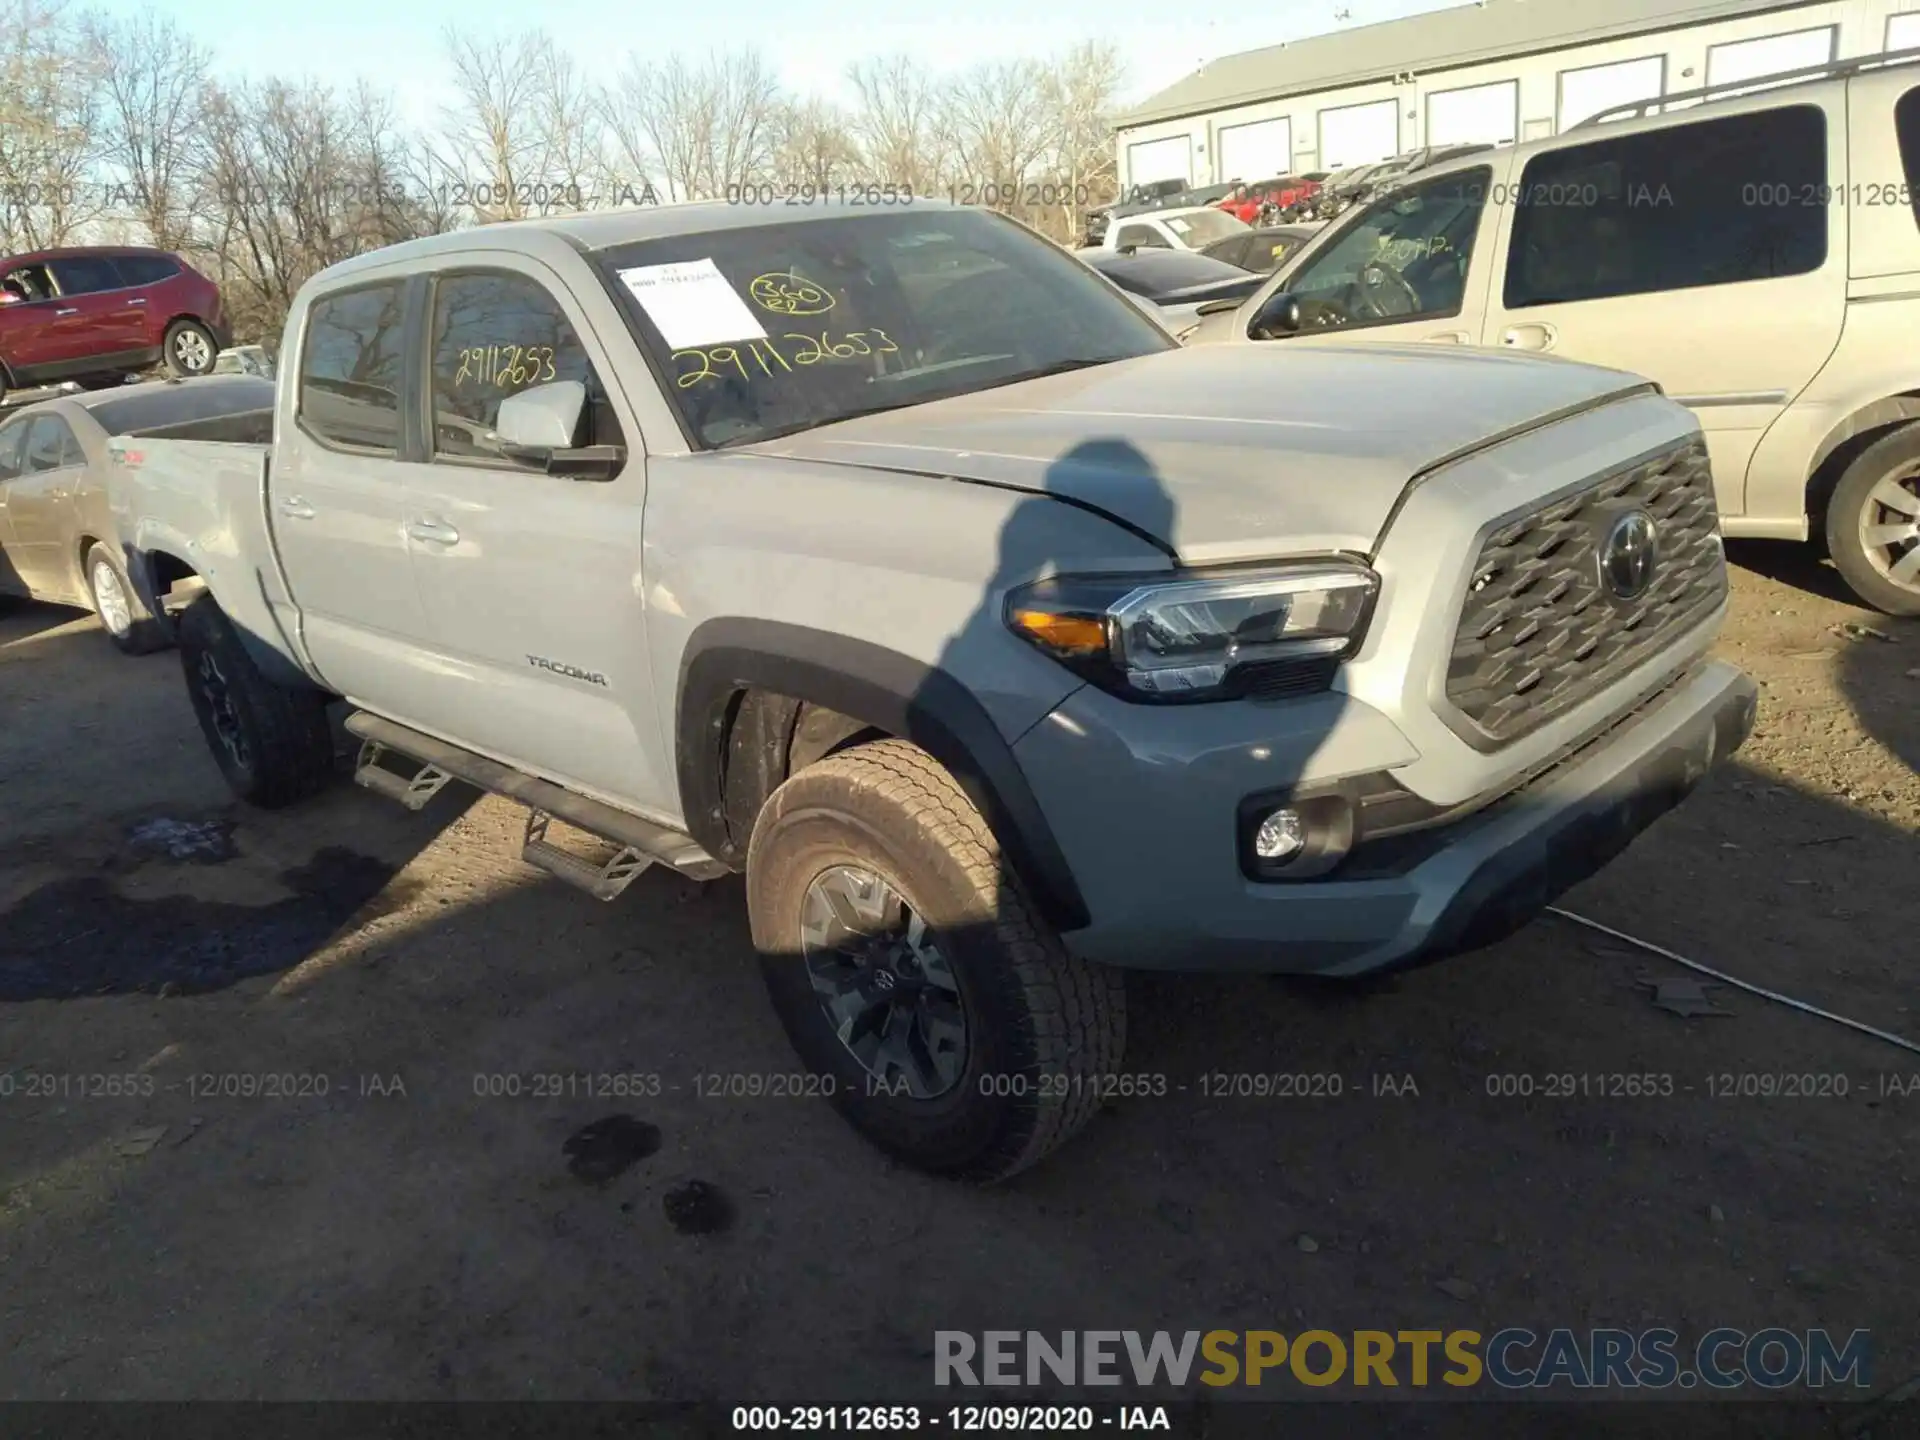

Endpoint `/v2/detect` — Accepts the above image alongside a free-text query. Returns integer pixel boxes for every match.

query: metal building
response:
[1114,0,1920,187]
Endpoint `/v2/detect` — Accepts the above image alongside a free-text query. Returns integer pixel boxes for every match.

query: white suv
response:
[1191,50,1920,615]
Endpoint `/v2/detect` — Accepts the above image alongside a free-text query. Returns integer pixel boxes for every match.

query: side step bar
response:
[345,711,731,897]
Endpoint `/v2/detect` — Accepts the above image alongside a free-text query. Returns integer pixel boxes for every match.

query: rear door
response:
[1479,96,1848,519]
[4,413,87,599]
[272,277,439,707]
[393,261,670,813]
[1255,159,1509,347]
[45,255,145,362]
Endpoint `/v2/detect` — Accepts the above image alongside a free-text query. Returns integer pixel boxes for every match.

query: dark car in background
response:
[1200,224,1323,273]
[1077,246,1268,339]
[0,247,230,405]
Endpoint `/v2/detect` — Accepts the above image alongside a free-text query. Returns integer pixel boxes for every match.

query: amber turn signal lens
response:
[1009,609,1107,656]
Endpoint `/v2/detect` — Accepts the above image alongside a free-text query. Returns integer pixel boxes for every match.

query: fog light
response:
[1253,807,1306,861]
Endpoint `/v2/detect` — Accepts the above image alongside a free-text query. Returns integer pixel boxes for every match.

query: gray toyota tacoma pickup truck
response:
[108,199,1756,1180]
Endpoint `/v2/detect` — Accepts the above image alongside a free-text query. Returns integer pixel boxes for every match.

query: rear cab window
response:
[1504,105,1828,307]
[298,283,407,454]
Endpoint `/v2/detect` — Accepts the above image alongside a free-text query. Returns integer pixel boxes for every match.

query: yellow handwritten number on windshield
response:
[749,272,835,316]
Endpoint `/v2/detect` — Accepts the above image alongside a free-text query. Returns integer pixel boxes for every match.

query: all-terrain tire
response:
[746,738,1124,1182]
[1826,424,1920,618]
[176,594,335,807]
[84,542,170,655]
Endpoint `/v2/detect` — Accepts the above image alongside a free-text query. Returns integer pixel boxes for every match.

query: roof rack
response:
[1572,43,1920,129]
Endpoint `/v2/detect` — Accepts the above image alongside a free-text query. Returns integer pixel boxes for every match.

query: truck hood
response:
[746,343,1651,563]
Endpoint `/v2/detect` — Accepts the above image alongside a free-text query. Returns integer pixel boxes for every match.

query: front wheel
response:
[85,542,169,655]
[162,319,219,378]
[176,595,335,807]
[1826,426,1920,617]
[745,738,1125,1182]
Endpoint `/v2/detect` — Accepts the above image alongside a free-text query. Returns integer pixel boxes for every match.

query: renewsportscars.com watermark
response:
[935,1328,1872,1391]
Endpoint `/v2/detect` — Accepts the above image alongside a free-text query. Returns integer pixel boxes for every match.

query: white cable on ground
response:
[1547,906,1920,1058]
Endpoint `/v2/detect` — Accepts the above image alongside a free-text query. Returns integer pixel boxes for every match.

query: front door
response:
[1479,96,1848,520]
[392,261,671,816]
[3,413,87,601]
[272,277,438,710]
[1255,158,1510,348]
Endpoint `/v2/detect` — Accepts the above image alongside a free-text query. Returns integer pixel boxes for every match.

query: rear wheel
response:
[746,738,1124,1182]
[162,319,218,378]
[84,542,168,654]
[1826,425,1920,617]
[176,595,335,807]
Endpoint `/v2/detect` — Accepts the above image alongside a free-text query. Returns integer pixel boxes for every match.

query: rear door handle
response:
[1499,322,1558,352]
[54,307,77,316]
[407,518,460,545]
[278,495,316,519]
[127,298,147,306]
[1423,330,1471,344]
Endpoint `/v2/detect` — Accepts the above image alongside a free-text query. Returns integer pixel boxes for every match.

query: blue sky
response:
[83,0,1458,122]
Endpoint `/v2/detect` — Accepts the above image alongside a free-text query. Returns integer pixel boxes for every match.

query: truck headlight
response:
[1005,562,1379,702]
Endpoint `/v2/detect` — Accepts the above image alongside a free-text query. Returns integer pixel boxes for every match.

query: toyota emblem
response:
[1600,510,1658,601]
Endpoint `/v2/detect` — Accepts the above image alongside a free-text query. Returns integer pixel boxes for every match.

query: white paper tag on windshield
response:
[616,259,768,349]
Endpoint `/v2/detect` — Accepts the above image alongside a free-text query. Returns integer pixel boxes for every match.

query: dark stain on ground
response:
[0,847,404,1001]
[663,1179,734,1235]
[563,1115,663,1184]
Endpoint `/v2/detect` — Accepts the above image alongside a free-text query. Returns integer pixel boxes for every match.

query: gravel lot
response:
[0,546,1915,1412]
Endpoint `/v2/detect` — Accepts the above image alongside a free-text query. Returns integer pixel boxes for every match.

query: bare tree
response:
[771,97,861,192]
[437,29,555,222]
[937,60,1057,224]
[603,49,782,201]
[1040,41,1124,242]
[82,7,208,249]
[0,0,102,251]
[845,55,951,197]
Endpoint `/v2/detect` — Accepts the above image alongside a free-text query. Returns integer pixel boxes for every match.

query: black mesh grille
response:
[1445,439,1726,746]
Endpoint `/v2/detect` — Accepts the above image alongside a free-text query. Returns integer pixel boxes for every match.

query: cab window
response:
[426,271,622,466]
[298,283,406,454]
[1279,166,1491,332]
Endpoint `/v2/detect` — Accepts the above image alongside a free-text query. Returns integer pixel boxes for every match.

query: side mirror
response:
[1249,290,1303,340]
[493,379,624,480]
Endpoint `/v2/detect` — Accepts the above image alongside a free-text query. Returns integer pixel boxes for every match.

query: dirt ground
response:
[1,544,1916,1412]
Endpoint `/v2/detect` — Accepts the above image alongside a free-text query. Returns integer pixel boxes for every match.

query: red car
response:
[0,246,230,404]
[1219,175,1325,224]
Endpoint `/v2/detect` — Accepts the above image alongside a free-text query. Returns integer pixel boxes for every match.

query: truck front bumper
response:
[1012,660,1757,976]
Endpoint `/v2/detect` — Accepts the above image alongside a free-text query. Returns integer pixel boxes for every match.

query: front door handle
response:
[54,307,77,316]
[278,495,316,519]
[1499,322,1558,352]
[1423,330,1471,344]
[407,518,460,545]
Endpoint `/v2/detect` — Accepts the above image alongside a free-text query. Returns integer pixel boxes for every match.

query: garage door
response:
[1319,99,1400,169]
[1217,118,1292,183]
[1126,136,1194,189]
[1706,26,1836,87]
[1558,55,1665,129]
[1890,12,1920,49]
[1427,79,1517,146]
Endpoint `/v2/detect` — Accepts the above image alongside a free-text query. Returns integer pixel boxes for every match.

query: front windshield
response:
[595,207,1174,449]
[1159,209,1247,247]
